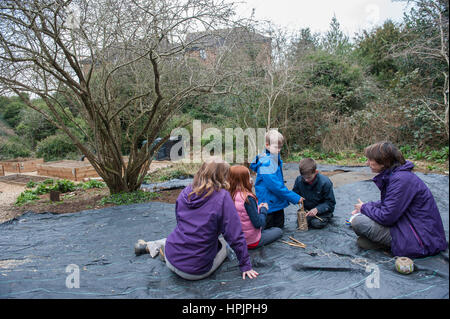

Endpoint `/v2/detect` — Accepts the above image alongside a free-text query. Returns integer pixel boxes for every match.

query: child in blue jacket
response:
[249,129,303,229]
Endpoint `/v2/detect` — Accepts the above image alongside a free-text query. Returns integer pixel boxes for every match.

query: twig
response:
[288,236,306,247]
[281,240,306,248]
[281,240,304,248]
[314,215,324,222]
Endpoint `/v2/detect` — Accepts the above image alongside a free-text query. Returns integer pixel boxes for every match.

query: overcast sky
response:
[232,0,410,37]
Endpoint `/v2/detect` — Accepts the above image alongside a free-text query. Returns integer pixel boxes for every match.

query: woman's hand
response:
[242,269,259,280]
[258,203,268,210]
[354,199,364,212]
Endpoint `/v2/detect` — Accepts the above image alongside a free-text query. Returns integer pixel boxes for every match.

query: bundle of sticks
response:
[281,236,306,248]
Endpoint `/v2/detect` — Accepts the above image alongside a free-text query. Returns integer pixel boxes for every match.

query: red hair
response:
[229,165,257,203]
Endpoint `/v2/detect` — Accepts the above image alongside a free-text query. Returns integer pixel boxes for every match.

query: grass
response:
[99,190,160,206]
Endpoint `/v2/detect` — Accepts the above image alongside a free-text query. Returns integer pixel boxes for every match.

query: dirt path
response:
[0,181,25,223]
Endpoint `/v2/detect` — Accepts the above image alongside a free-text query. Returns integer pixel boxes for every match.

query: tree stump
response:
[50,190,61,202]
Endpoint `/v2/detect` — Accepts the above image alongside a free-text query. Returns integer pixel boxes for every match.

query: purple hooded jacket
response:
[164,185,252,275]
[361,161,447,258]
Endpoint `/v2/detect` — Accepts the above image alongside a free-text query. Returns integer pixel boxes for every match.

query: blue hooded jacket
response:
[249,150,301,213]
[361,161,447,258]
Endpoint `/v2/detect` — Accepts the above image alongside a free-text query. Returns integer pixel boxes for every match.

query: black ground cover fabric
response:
[0,165,448,299]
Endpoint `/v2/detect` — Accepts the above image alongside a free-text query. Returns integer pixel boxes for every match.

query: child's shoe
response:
[356,236,386,250]
[134,239,149,256]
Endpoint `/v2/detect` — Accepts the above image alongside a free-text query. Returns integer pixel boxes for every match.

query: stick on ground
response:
[288,236,306,247]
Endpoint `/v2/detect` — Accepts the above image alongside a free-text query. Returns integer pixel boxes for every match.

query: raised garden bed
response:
[0,174,50,186]
[36,157,133,181]
[37,160,99,181]
[0,158,44,173]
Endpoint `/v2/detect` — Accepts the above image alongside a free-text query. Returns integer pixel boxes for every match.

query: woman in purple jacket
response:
[351,141,447,258]
[163,158,258,280]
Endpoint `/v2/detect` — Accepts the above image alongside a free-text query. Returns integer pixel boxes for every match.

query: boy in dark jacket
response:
[292,158,336,229]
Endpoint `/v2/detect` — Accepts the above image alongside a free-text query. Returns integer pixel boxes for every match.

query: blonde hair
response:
[189,157,230,199]
[265,129,284,146]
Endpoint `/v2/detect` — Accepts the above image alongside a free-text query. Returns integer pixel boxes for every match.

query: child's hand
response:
[306,208,318,216]
[258,203,268,210]
[242,269,259,280]
[298,197,304,206]
[351,209,359,215]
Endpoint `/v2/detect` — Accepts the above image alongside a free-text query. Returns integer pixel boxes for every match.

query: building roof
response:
[185,27,271,50]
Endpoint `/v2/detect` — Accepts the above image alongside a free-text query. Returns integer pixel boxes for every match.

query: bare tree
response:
[392,0,449,138]
[0,0,242,193]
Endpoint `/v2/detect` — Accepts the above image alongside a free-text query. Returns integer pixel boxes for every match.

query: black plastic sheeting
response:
[0,165,448,299]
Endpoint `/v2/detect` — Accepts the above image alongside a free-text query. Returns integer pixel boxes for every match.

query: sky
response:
[232,0,410,37]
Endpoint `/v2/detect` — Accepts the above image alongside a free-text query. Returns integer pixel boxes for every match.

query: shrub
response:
[0,137,32,160]
[36,133,79,161]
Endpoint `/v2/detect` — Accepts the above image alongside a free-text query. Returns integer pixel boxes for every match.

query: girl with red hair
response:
[229,165,283,249]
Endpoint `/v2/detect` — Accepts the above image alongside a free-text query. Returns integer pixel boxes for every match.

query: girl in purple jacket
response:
[136,158,259,281]
[350,141,447,258]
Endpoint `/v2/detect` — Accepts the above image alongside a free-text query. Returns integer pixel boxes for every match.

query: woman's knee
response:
[351,214,370,235]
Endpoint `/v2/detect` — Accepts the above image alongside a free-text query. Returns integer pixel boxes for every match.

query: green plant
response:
[54,179,76,193]
[42,179,55,185]
[158,169,191,182]
[325,157,338,164]
[33,183,53,195]
[79,180,106,189]
[26,180,37,188]
[36,133,79,161]
[0,136,32,159]
[24,178,75,196]
[99,190,160,206]
[357,156,367,163]
[15,190,40,206]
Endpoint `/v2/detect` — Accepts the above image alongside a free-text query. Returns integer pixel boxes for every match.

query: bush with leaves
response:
[36,133,79,161]
[0,136,32,159]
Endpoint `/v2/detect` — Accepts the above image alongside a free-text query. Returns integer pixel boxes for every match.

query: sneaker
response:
[225,244,237,261]
[356,236,386,250]
[134,239,149,256]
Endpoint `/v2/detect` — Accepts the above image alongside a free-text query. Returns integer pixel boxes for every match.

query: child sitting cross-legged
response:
[229,165,283,249]
[292,158,336,229]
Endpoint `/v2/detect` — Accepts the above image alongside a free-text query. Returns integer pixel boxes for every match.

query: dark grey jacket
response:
[292,173,336,216]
